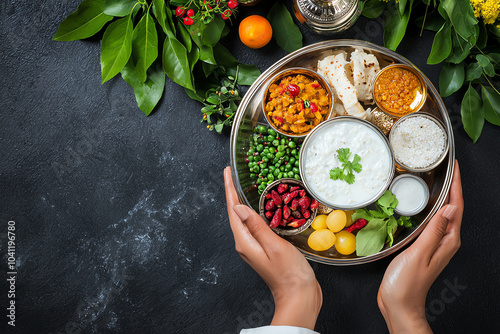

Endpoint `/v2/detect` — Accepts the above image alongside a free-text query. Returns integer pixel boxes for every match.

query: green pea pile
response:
[246,125,303,195]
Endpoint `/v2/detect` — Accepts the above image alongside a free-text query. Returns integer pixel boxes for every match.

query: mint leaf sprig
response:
[329,148,362,184]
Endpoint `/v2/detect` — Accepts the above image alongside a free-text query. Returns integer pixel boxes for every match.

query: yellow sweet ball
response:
[345,210,355,227]
[308,229,336,251]
[311,215,328,230]
[334,231,356,255]
[326,210,347,232]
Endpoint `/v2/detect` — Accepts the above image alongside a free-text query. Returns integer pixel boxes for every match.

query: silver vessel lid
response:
[293,0,361,34]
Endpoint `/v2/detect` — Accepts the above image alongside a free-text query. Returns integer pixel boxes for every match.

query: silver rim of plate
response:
[230,40,455,266]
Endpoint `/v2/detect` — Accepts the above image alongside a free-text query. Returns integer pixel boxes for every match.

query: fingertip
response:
[233,204,250,222]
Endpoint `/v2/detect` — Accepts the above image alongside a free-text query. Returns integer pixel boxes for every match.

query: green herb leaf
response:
[356,219,388,256]
[398,0,408,17]
[383,0,414,51]
[488,53,500,69]
[227,63,261,86]
[377,190,398,216]
[447,29,472,64]
[352,208,374,222]
[201,17,225,47]
[152,0,169,34]
[461,83,484,143]
[465,62,483,82]
[362,0,388,19]
[329,148,362,184]
[415,9,445,32]
[477,54,491,68]
[188,46,200,72]
[131,11,158,83]
[53,0,113,41]
[267,2,303,53]
[199,45,217,65]
[439,63,464,97]
[100,15,134,83]
[103,0,138,17]
[121,60,165,116]
[177,21,192,53]
[481,86,500,126]
[427,22,452,64]
[440,0,478,43]
[162,33,194,91]
[386,216,398,247]
[397,216,412,226]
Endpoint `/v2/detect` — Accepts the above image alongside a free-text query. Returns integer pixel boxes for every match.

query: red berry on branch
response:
[186,9,195,17]
[228,0,239,9]
[183,17,194,25]
[221,9,232,20]
[175,6,186,17]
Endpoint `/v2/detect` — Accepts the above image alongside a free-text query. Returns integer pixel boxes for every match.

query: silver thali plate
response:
[230,40,454,265]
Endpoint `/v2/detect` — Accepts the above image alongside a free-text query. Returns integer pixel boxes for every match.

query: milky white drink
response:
[302,119,392,207]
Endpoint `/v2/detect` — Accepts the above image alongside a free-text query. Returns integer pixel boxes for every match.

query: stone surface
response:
[0,0,499,333]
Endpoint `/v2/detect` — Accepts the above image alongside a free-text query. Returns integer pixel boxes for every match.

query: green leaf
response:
[487,53,500,69]
[201,17,225,47]
[483,63,495,77]
[162,33,194,91]
[103,0,138,17]
[477,21,488,49]
[362,0,388,19]
[440,0,478,43]
[267,2,303,53]
[213,43,238,65]
[202,62,217,77]
[177,21,192,53]
[152,0,169,34]
[199,45,216,65]
[383,1,413,51]
[398,0,408,17]
[165,3,176,35]
[356,219,388,256]
[461,83,484,143]
[352,208,374,222]
[482,86,500,126]
[427,22,452,64]
[131,11,158,82]
[476,54,490,68]
[415,9,445,32]
[101,15,134,83]
[439,63,465,97]
[465,62,483,82]
[224,62,261,86]
[121,60,165,116]
[185,87,204,103]
[386,216,398,247]
[447,29,472,64]
[188,46,199,72]
[377,190,398,216]
[53,0,113,41]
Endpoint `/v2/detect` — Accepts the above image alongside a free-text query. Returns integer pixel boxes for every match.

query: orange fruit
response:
[238,15,273,49]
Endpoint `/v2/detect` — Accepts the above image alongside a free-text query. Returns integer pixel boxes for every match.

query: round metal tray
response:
[230,40,455,265]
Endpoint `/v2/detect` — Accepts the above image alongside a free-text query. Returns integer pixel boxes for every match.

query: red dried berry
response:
[283,205,291,220]
[265,211,273,219]
[303,210,311,219]
[265,199,275,211]
[290,186,300,192]
[271,190,282,207]
[290,198,299,211]
[270,208,282,228]
[277,183,289,194]
[228,0,239,9]
[183,17,194,25]
[298,189,307,198]
[288,218,306,228]
[286,84,300,97]
[280,217,288,227]
[298,197,311,211]
[186,9,195,17]
[310,102,318,113]
[291,210,302,219]
[265,193,272,200]
[310,199,319,211]
[175,6,186,17]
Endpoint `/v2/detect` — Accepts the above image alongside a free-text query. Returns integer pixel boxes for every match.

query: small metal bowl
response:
[299,116,395,210]
[389,112,449,173]
[389,174,430,216]
[372,64,427,118]
[262,67,334,138]
[259,178,317,236]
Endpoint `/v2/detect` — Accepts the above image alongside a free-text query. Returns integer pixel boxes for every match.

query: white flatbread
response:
[350,49,380,104]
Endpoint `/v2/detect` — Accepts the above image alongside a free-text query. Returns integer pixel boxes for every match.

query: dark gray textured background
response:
[1,0,499,333]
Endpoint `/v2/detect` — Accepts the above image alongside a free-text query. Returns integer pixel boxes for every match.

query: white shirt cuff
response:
[240,325,320,334]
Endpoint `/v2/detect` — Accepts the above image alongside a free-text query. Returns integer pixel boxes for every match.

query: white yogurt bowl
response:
[389,174,430,216]
[299,116,395,210]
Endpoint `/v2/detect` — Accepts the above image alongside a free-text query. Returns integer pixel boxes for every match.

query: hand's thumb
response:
[413,205,457,259]
[233,205,277,245]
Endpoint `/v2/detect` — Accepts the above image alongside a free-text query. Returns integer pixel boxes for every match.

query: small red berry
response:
[228,0,238,9]
[175,6,186,17]
[221,9,232,20]
[183,17,194,25]
[186,9,195,17]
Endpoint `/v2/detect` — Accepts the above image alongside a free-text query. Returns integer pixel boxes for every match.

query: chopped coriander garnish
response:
[329,148,362,184]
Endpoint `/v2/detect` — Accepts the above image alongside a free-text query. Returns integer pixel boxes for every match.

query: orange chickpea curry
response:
[265,74,331,135]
